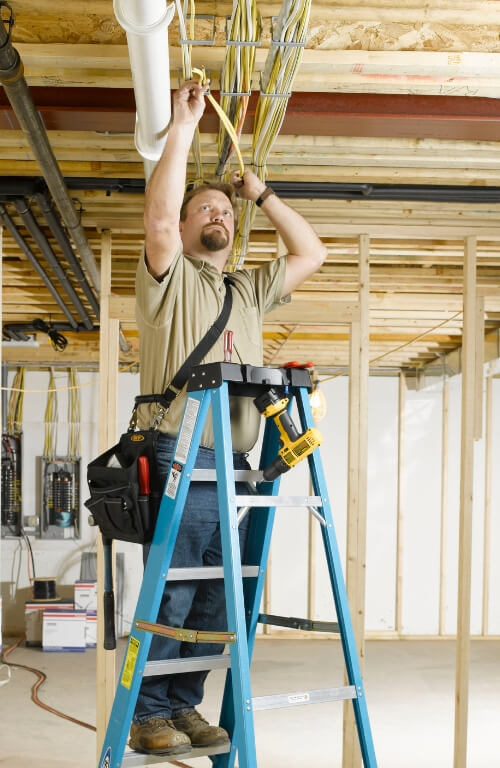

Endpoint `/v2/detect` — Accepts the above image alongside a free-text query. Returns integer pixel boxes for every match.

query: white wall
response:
[1,367,143,633]
[252,371,500,636]
[2,366,499,636]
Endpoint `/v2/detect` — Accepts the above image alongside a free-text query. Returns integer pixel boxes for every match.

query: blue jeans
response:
[134,433,251,722]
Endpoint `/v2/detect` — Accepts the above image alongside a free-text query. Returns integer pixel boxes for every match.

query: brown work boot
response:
[172,709,229,747]
[129,717,191,755]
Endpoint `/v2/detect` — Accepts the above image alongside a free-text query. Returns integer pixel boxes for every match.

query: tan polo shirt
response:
[135,247,289,451]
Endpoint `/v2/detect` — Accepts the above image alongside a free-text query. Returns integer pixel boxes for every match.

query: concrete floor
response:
[1,638,498,768]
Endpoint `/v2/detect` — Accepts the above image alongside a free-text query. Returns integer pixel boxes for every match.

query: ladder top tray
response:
[187,362,312,395]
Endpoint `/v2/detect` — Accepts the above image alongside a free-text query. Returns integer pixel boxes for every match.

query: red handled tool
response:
[138,456,150,495]
[224,330,233,363]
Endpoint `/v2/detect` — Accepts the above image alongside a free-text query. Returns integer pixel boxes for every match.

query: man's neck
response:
[185,247,230,274]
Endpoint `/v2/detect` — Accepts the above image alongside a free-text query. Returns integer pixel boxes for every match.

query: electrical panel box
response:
[1,432,22,538]
[37,456,81,539]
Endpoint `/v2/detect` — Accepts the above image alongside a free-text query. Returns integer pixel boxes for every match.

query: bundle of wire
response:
[67,368,81,536]
[228,0,311,271]
[43,369,58,458]
[175,0,204,187]
[7,366,25,433]
[216,0,261,177]
[67,368,80,459]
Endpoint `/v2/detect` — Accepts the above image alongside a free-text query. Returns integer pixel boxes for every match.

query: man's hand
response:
[230,170,327,298]
[230,170,266,203]
[173,80,209,128]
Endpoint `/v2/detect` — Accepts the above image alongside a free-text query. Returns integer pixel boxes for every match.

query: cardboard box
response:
[25,601,74,647]
[85,611,97,648]
[42,610,86,652]
[74,581,97,612]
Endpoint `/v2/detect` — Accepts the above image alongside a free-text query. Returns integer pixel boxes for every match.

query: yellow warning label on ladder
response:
[121,636,140,690]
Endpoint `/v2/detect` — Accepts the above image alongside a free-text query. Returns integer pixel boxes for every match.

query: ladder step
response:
[122,742,231,766]
[191,468,263,482]
[144,654,231,677]
[252,686,357,711]
[167,565,259,581]
[258,613,340,633]
[235,494,323,507]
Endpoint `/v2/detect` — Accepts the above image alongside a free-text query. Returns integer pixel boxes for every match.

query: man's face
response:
[179,189,235,257]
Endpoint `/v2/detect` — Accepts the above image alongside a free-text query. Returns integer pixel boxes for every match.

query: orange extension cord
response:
[1,638,192,768]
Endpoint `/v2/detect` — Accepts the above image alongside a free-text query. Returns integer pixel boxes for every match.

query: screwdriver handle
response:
[224,330,234,363]
[137,455,150,495]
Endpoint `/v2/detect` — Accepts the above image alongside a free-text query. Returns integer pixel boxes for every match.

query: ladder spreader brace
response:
[98,362,378,768]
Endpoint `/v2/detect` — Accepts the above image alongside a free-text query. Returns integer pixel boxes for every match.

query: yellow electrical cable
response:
[318,311,465,384]
[44,369,58,458]
[1,361,139,394]
[228,0,311,271]
[7,367,25,432]
[216,0,260,177]
[67,368,81,458]
[192,66,245,177]
[175,0,204,187]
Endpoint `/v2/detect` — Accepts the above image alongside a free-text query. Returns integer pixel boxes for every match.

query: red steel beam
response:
[0,88,499,140]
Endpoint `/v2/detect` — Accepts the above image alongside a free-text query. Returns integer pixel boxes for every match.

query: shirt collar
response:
[184,252,225,281]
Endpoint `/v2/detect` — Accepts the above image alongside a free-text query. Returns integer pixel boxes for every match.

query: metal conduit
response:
[34,192,100,320]
[4,322,95,333]
[13,198,94,330]
[0,2,100,292]
[0,204,78,328]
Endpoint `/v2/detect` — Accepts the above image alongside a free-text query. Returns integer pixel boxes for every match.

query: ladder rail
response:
[211,383,258,768]
[97,390,210,768]
[296,387,378,767]
[213,409,283,768]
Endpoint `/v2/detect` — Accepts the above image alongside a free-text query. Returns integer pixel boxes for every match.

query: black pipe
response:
[0,3,100,291]
[3,329,30,341]
[0,204,78,328]
[3,321,97,334]
[34,192,100,320]
[2,177,500,203]
[24,178,500,204]
[13,198,94,330]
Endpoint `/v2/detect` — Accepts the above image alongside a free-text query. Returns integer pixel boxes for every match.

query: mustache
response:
[203,222,229,235]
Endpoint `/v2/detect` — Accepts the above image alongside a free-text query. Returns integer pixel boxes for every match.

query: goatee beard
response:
[200,227,229,252]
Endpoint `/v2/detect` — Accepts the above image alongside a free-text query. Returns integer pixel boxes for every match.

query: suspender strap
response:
[134,276,234,412]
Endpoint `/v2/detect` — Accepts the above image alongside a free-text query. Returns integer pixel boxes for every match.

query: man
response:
[131,79,327,756]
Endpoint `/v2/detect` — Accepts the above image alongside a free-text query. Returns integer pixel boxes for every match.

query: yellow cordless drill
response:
[254,388,322,481]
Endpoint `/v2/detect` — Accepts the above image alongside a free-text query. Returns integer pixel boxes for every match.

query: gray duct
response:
[0,3,100,292]
[34,192,100,320]
[13,198,94,330]
[0,204,78,328]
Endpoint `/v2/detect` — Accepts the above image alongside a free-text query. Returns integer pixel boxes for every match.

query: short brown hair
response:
[180,181,239,229]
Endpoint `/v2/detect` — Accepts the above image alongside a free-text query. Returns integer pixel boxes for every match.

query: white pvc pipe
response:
[114,0,175,176]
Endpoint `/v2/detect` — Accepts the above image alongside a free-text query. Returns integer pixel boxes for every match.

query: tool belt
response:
[85,277,234,544]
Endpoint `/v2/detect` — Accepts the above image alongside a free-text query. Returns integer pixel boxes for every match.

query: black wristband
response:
[255,187,275,207]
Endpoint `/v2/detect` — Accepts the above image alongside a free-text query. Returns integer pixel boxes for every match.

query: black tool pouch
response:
[85,429,162,544]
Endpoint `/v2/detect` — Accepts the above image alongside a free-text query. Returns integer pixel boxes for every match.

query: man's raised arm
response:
[144,80,208,278]
[231,170,327,297]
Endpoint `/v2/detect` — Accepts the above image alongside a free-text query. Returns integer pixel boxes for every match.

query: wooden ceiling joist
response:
[2,0,500,371]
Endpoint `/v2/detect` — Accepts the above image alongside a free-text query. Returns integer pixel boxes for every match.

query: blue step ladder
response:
[98,362,378,768]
